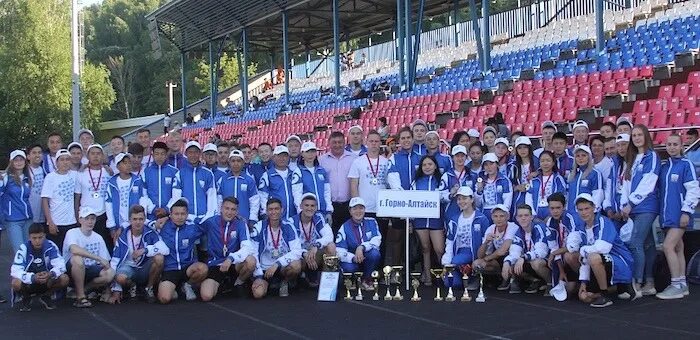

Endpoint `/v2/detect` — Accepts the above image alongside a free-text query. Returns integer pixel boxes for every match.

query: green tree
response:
[193,52,258,98]
[82,62,117,131]
[0,0,114,156]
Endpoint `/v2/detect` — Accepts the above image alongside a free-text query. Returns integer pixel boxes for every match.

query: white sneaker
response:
[279,281,289,297]
[655,285,684,300]
[182,282,197,301]
[682,284,690,296]
[641,282,657,296]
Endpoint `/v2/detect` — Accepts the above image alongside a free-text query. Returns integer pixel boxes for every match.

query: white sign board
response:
[375,190,441,219]
[317,272,340,301]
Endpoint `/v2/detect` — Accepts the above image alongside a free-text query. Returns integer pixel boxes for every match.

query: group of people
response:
[1,115,697,311]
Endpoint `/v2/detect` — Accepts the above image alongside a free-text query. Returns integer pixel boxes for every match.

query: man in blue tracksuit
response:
[506,204,552,294]
[142,142,179,220]
[337,197,382,290]
[199,197,257,301]
[106,153,147,238]
[411,119,428,156]
[218,149,260,224]
[153,199,208,304]
[545,193,580,296]
[10,224,69,311]
[166,131,188,170]
[296,141,334,217]
[202,143,227,190]
[345,125,367,156]
[170,141,217,225]
[289,193,336,286]
[258,145,302,220]
[603,134,629,228]
[387,127,422,190]
[248,143,273,184]
[108,205,168,304]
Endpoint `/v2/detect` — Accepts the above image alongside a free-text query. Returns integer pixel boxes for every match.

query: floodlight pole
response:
[242,27,250,113]
[396,0,405,89]
[404,0,413,91]
[411,0,425,84]
[282,10,291,107]
[595,0,605,54]
[166,81,177,114]
[482,0,492,73]
[332,0,341,96]
[209,42,217,119]
[468,0,485,73]
[305,48,311,78]
[181,52,187,119]
[71,0,81,140]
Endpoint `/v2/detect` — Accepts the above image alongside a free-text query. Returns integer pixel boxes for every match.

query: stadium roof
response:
[147,0,464,54]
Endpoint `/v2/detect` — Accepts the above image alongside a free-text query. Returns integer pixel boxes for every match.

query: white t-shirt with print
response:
[29,166,46,223]
[74,167,111,215]
[348,155,389,213]
[62,228,110,266]
[41,171,78,226]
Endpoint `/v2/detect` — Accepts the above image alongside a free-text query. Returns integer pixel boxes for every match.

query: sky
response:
[80,0,103,8]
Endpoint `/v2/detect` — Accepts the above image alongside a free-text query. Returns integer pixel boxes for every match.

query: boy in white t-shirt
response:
[74,144,113,252]
[63,206,115,308]
[41,149,78,250]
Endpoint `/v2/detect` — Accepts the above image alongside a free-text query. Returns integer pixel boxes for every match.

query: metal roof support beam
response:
[305,48,311,78]
[410,0,425,85]
[452,0,460,47]
[396,0,405,90]
[282,10,291,107]
[595,0,605,55]
[181,52,188,118]
[625,0,631,8]
[242,27,250,114]
[269,51,276,84]
[468,0,485,74]
[404,0,413,91]
[209,42,216,118]
[481,0,491,74]
[332,0,341,96]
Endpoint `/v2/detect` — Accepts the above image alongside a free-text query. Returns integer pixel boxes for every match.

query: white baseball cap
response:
[301,193,318,201]
[467,128,480,138]
[492,204,510,214]
[425,131,439,138]
[572,120,589,130]
[228,150,244,159]
[202,143,218,153]
[574,144,592,156]
[541,121,557,130]
[286,135,302,144]
[79,206,98,218]
[455,186,474,197]
[114,152,132,164]
[451,145,467,156]
[67,141,83,151]
[301,141,318,152]
[483,126,497,136]
[78,128,94,138]
[273,145,290,155]
[575,193,595,205]
[616,116,632,126]
[494,137,510,146]
[9,150,26,160]
[349,197,366,208]
[616,133,630,143]
[412,119,427,128]
[482,153,498,164]
[55,149,71,159]
[87,144,104,153]
[184,141,202,151]
[347,125,363,133]
[514,136,532,147]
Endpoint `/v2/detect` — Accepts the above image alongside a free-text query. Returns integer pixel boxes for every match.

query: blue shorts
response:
[66,261,103,285]
[116,258,153,285]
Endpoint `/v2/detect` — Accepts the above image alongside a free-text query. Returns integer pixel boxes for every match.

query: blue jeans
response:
[5,219,31,255]
[340,248,381,279]
[626,213,657,282]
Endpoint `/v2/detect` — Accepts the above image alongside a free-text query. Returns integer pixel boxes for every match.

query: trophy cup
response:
[410,273,421,301]
[461,272,472,302]
[392,266,404,300]
[430,268,444,301]
[382,266,393,301]
[322,254,340,272]
[444,265,456,302]
[475,272,486,303]
[371,271,380,301]
[354,272,364,301]
[343,273,353,300]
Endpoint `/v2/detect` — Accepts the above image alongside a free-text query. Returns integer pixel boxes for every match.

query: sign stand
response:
[405,217,410,292]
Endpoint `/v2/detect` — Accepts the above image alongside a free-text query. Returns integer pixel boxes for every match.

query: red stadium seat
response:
[565,75,577,86]
[523,81,533,92]
[667,97,680,111]
[689,110,700,124]
[648,99,664,113]
[691,84,700,96]
[674,83,689,97]
[612,69,626,80]
[668,110,686,126]
[564,108,577,121]
[633,100,648,113]
[658,85,673,99]
[635,113,650,126]
[576,73,589,84]
[651,111,668,127]
[600,70,613,82]
[639,65,653,78]
[533,79,544,90]
[589,72,601,83]
[682,96,698,110]
[551,109,564,122]
[543,78,555,89]
[688,71,700,84]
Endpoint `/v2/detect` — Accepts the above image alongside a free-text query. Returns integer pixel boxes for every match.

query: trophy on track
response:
[322,255,340,272]
[475,270,486,303]
[343,273,353,300]
[461,271,472,302]
[382,266,393,301]
[430,268,444,301]
[444,265,456,302]
[410,273,421,301]
[354,272,364,301]
[371,271,380,301]
[392,266,404,300]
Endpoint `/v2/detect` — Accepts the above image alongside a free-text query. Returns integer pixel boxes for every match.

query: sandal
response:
[73,297,93,308]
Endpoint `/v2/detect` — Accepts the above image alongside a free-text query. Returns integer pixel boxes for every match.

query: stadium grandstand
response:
[132,0,700,154]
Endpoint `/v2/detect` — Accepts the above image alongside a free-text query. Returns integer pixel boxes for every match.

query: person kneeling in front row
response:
[337,197,382,290]
[10,224,69,311]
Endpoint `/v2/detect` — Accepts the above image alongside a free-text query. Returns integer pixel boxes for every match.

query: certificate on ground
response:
[375,190,441,219]
[317,272,340,301]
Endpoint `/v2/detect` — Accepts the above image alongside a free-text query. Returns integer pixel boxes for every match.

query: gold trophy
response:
[410,273,421,301]
[371,271,380,301]
[392,266,404,300]
[461,272,472,302]
[430,268,444,301]
[444,265,456,302]
[354,272,364,301]
[343,273,353,300]
[382,266,393,301]
[475,272,486,303]
[322,254,340,272]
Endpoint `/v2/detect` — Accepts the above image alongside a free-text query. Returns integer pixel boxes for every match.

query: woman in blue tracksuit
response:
[620,124,661,296]
[509,137,539,218]
[296,141,333,217]
[526,150,566,220]
[442,186,488,289]
[2,150,33,254]
[410,155,446,285]
[656,133,700,299]
[494,137,512,175]
[566,145,604,218]
[603,134,630,229]
[475,153,513,225]
[441,145,477,220]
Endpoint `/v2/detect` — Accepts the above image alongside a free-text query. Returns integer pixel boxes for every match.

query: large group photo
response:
[2,0,700,339]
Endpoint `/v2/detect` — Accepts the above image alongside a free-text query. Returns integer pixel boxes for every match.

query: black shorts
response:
[206,266,237,284]
[21,282,50,296]
[586,254,613,293]
[161,269,189,286]
[523,262,537,276]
